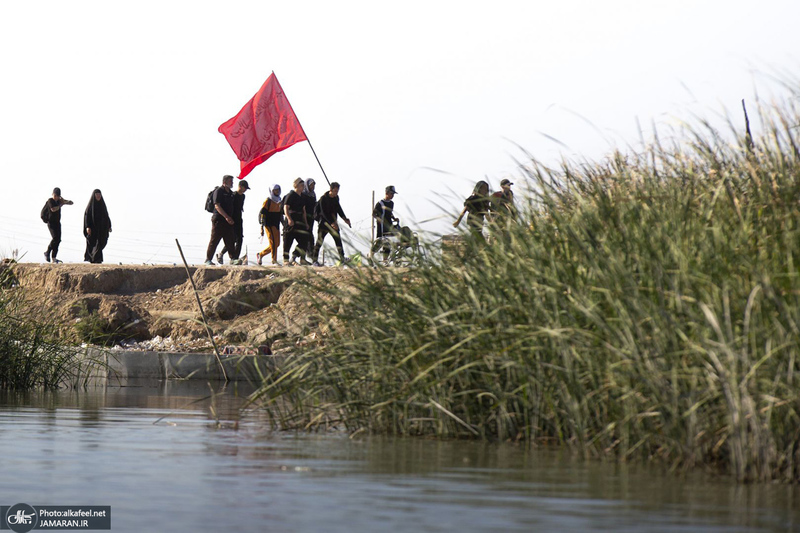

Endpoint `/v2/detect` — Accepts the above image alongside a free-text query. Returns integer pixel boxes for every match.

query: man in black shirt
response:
[312,182,351,265]
[217,179,250,264]
[370,185,398,263]
[205,175,239,265]
[283,178,311,265]
[490,178,516,221]
[454,180,490,243]
[43,187,74,263]
[293,178,317,264]
[489,178,516,245]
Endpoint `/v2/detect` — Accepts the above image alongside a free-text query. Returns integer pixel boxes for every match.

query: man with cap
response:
[489,178,517,247]
[312,181,352,266]
[218,179,250,265]
[43,187,74,263]
[370,185,398,264]
[491,178,516,222]
[205,174,240,266]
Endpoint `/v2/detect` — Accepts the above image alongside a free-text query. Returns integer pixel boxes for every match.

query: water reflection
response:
[0,382,797,533]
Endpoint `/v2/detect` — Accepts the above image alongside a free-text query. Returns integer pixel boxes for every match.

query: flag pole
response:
[305,140,331,187]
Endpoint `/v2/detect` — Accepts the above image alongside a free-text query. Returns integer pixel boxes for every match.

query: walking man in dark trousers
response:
[283,178,311,265]
[312,182,351,265]
[205,175,240,266]
[371,185,398,263]
[44,187,73,263]
[292,178,317,264]
[218,179,250,264]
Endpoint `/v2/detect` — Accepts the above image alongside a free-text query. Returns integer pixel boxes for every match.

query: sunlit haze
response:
[1,0,797,264]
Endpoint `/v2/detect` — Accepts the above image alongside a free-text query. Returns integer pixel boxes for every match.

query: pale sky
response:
[1,0,798,264]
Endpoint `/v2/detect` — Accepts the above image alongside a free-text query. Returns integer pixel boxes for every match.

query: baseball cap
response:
[385,185,397,194]
[500,179,513,186]
[239,179,251,190]
[53,187,62,196]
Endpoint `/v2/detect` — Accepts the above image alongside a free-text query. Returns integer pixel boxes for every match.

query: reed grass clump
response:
[254,97,800,483]
[0,266,86,389]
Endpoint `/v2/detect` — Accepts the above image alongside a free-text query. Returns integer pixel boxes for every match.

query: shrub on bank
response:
[0,267,86,389]
[254,97,800,483]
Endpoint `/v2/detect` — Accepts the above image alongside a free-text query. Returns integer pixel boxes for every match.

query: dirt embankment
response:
[5,263,349,353]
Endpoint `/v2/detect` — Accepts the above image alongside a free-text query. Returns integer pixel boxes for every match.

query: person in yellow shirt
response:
[256,184,284,265]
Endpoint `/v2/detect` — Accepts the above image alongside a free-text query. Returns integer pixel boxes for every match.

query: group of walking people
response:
[41,187,112,264]
[453,178,516,242]
[41,176,512,267]
[205,175,352,267]
[209,177,403,267]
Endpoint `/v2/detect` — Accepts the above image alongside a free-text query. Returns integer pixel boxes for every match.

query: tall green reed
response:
[254,97,800,483]
[0,266,89,389]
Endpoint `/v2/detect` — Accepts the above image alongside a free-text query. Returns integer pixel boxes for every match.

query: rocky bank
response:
[4,263,347,353]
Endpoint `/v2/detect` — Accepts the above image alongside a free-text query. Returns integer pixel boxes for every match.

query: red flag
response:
[218,73,308,179]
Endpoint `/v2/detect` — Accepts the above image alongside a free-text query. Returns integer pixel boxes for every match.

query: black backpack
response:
[40,202,51,223]
[205,187,218,213]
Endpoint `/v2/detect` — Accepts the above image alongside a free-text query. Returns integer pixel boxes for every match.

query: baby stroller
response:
[370,218,422,267]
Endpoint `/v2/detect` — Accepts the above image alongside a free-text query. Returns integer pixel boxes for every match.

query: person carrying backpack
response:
[256,184,283,265]
[204,175,240,265]
[42,187,73,263]
[312,182,351,266]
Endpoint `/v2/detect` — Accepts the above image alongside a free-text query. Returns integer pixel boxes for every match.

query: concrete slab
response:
[81,348,278,383]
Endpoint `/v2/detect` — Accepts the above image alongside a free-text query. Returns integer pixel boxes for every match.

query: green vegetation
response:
[71,300,119,345]
[254,97,800,483]
[0,266,88,389]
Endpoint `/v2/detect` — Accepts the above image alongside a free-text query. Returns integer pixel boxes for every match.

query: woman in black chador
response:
[83,189,112,263]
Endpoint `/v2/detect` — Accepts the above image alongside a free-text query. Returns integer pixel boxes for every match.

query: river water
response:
[0,381,797,533]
